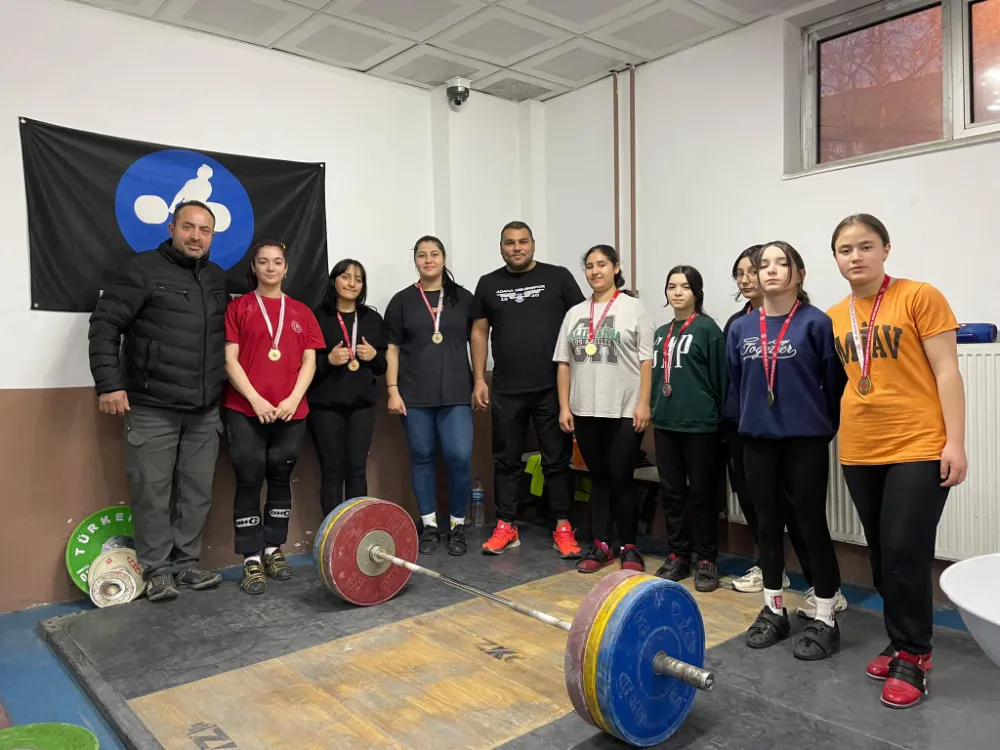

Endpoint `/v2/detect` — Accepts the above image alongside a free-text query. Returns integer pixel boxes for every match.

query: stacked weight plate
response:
[64,506,145,606]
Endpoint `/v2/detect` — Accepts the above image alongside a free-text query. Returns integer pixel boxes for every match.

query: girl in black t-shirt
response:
[307,258,387,517]
[384,236,482,557]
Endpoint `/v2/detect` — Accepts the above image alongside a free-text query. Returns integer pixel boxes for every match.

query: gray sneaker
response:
[175,566,222,590]
[146,571,179,602]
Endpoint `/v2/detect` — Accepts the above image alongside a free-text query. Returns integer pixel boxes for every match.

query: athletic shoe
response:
[731,565,791,593]
[654,553,690,582]
[447,524,468,556]
[263,550,292,580]
[694,560,719,592]
[240,560,266,595]
[882,651,930,708]
[619,544,645,572]
[174,565,222,589]
[419,525,440,555]
[868,643,932,681]
[482,520,520,555]
[796,587,848,618]
[552,523,582,559]
[577,540,616,573]
[146,571,178,602]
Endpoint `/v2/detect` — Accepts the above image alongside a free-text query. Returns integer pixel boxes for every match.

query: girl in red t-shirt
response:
[223,240,325,595]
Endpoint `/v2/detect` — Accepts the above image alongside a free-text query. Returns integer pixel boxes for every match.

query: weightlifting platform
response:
[39,522,1000,750]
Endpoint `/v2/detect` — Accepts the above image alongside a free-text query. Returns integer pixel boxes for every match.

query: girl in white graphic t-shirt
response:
[553,244,654,574]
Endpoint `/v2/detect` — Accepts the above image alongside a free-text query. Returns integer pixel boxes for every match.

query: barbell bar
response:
[314,496,715,747]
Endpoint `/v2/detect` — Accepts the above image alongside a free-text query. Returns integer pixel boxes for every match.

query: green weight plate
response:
[65,505,135,592]
[0,723,99,750]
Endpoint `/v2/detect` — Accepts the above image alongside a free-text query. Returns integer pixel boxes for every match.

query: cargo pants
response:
[123,403,222,580]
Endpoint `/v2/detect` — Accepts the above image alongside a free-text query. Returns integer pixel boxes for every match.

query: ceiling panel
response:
[514,37,643,89]
[473,68,570,101]
[588,0,738,59]
[498,0,659,34]
[274,13,414,70]
[285,0,331,10]
[325,0,487,42]
[428,5,572,67]
[688,0,800,25]
[71,0,167,15]
[368,44,498,89]
[156,0,313,45]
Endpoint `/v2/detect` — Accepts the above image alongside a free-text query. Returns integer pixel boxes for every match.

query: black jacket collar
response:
[156,239,209,270]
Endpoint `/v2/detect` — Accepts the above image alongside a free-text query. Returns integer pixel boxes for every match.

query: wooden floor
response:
[129,563,804,750]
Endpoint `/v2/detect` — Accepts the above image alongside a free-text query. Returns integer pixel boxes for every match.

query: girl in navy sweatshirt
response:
[726,241,847,661]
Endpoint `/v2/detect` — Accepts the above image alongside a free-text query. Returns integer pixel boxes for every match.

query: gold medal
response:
[585,342,598,356]
[432,332,443,344]
[858,376,872,395]
[348,359,360,371]
[268,349,281,362]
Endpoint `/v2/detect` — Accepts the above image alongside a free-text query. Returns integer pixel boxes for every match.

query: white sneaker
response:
[796,587,848,618]
[731,566,792,593]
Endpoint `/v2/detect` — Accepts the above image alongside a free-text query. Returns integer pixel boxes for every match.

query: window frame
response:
[798,0,1000,173]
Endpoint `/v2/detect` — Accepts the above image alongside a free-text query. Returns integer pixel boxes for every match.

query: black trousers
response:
[307,405,377,517]
[225,409,307,556]
[724,421,813,584]
[743,436,840,598]
[492,388,573,526]
[842,462,949,655]
[573,416,644,546]
[654,429,718,561]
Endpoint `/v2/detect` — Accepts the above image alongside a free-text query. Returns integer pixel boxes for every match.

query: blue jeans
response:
[401,405,473,520]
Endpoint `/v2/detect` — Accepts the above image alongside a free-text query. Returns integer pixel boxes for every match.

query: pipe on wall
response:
[613,71,620,257]
[629,64,637,294]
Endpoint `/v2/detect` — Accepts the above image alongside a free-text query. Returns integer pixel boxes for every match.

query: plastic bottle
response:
[470,478,485,527]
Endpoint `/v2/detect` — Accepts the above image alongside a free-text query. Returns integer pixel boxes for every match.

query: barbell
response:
[313,497,715,748]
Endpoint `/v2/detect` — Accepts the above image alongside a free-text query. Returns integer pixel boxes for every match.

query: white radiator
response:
[727,343,1000,562]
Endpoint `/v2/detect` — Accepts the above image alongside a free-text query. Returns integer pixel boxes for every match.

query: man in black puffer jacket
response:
[89,200,229,602]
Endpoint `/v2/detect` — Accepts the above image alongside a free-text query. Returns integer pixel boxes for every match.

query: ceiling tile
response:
[285,0,331,9]
[156,0,314,45]
[513,37,642,88]
[497,0,659,34]
[428,5,572,67]
[71,0,167,15]
[273,13,414,69]
[368,44,498,89]
[473,69,570,101]
[588,0,738,59]
[325,0,487,42]
[687,0,798,25]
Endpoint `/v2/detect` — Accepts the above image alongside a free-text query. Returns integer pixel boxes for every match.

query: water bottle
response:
[470,478,485,527]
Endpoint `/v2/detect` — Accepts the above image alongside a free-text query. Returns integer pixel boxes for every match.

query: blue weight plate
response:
[595,577,706,747]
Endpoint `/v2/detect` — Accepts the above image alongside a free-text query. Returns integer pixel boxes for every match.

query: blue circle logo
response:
[115,149,254,270]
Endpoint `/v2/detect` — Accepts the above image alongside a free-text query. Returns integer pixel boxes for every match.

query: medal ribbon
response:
[416,282,443,335]
[588,290,620,344]
[849,274,891,381]
[254,291,286,353]
[662,313,698,391]
[337,310,358,361]
[759,300,800,401]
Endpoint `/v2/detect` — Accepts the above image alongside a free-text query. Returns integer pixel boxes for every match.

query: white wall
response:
[1,0,454,390]
[546,13,1000,331]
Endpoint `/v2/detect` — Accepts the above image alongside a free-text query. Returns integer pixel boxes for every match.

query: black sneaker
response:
[794,619,841,661]
[619,544,646,572]
[263,550,292,580]
[447,524,467,556]
[694,560,719,592]
[419,525,440,555]
[655,553,691,582]
[146,571,178,602]
[240,560,267,595]
[175,565,222,590]
[746,606,790,649]
[577,541,616,573]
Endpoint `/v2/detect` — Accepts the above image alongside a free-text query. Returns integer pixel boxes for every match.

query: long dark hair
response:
[665,265,706,314]
[582,244,633,296]
[413,235,461,306]
[244,239,286,291]
[731,244,761,302]
[830,213,891,253]
[750,241,811,305]
[322,258,371,314]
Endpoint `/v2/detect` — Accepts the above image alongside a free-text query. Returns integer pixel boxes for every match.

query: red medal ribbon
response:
[850,274,891,380]
[588,289,620,343]
[759,300,801,403]
[416,282,443,334]
[337,310,357,361]
[662,313,698,391]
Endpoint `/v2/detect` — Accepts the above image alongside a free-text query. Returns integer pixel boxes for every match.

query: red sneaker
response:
[577,540,616,573]
[867,644,932,681]
[552,523,581,559]
[881,650,930,709]
[481,520,520,555]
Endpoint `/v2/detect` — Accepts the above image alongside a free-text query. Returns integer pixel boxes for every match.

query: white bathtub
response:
[939,552,1000,669]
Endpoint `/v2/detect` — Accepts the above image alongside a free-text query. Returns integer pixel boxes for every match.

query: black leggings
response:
[573,416,644,547]
[225,409,307,556]
[654,429,718,561]
[724,421,813,584]
[743,436,840,598]
[842,462,949,655]
[307,406,377,517]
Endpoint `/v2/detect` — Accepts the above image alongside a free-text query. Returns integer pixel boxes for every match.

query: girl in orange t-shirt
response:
[827,213,968,710]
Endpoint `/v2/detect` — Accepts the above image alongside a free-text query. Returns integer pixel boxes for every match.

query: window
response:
[801,0,1000,169]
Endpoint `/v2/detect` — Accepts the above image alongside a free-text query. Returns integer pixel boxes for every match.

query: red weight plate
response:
[564,570,643,727]
[323,498,418,606]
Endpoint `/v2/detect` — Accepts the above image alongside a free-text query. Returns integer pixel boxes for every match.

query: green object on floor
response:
[0,723,99,749]
[525,453,545,496]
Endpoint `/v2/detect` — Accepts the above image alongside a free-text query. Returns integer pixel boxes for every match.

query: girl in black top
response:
[385,236,482,557]
[307,258,387,517]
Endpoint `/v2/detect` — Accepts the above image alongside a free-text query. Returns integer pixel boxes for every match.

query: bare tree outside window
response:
[818,5,944,163]
[971,0,1000,123]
